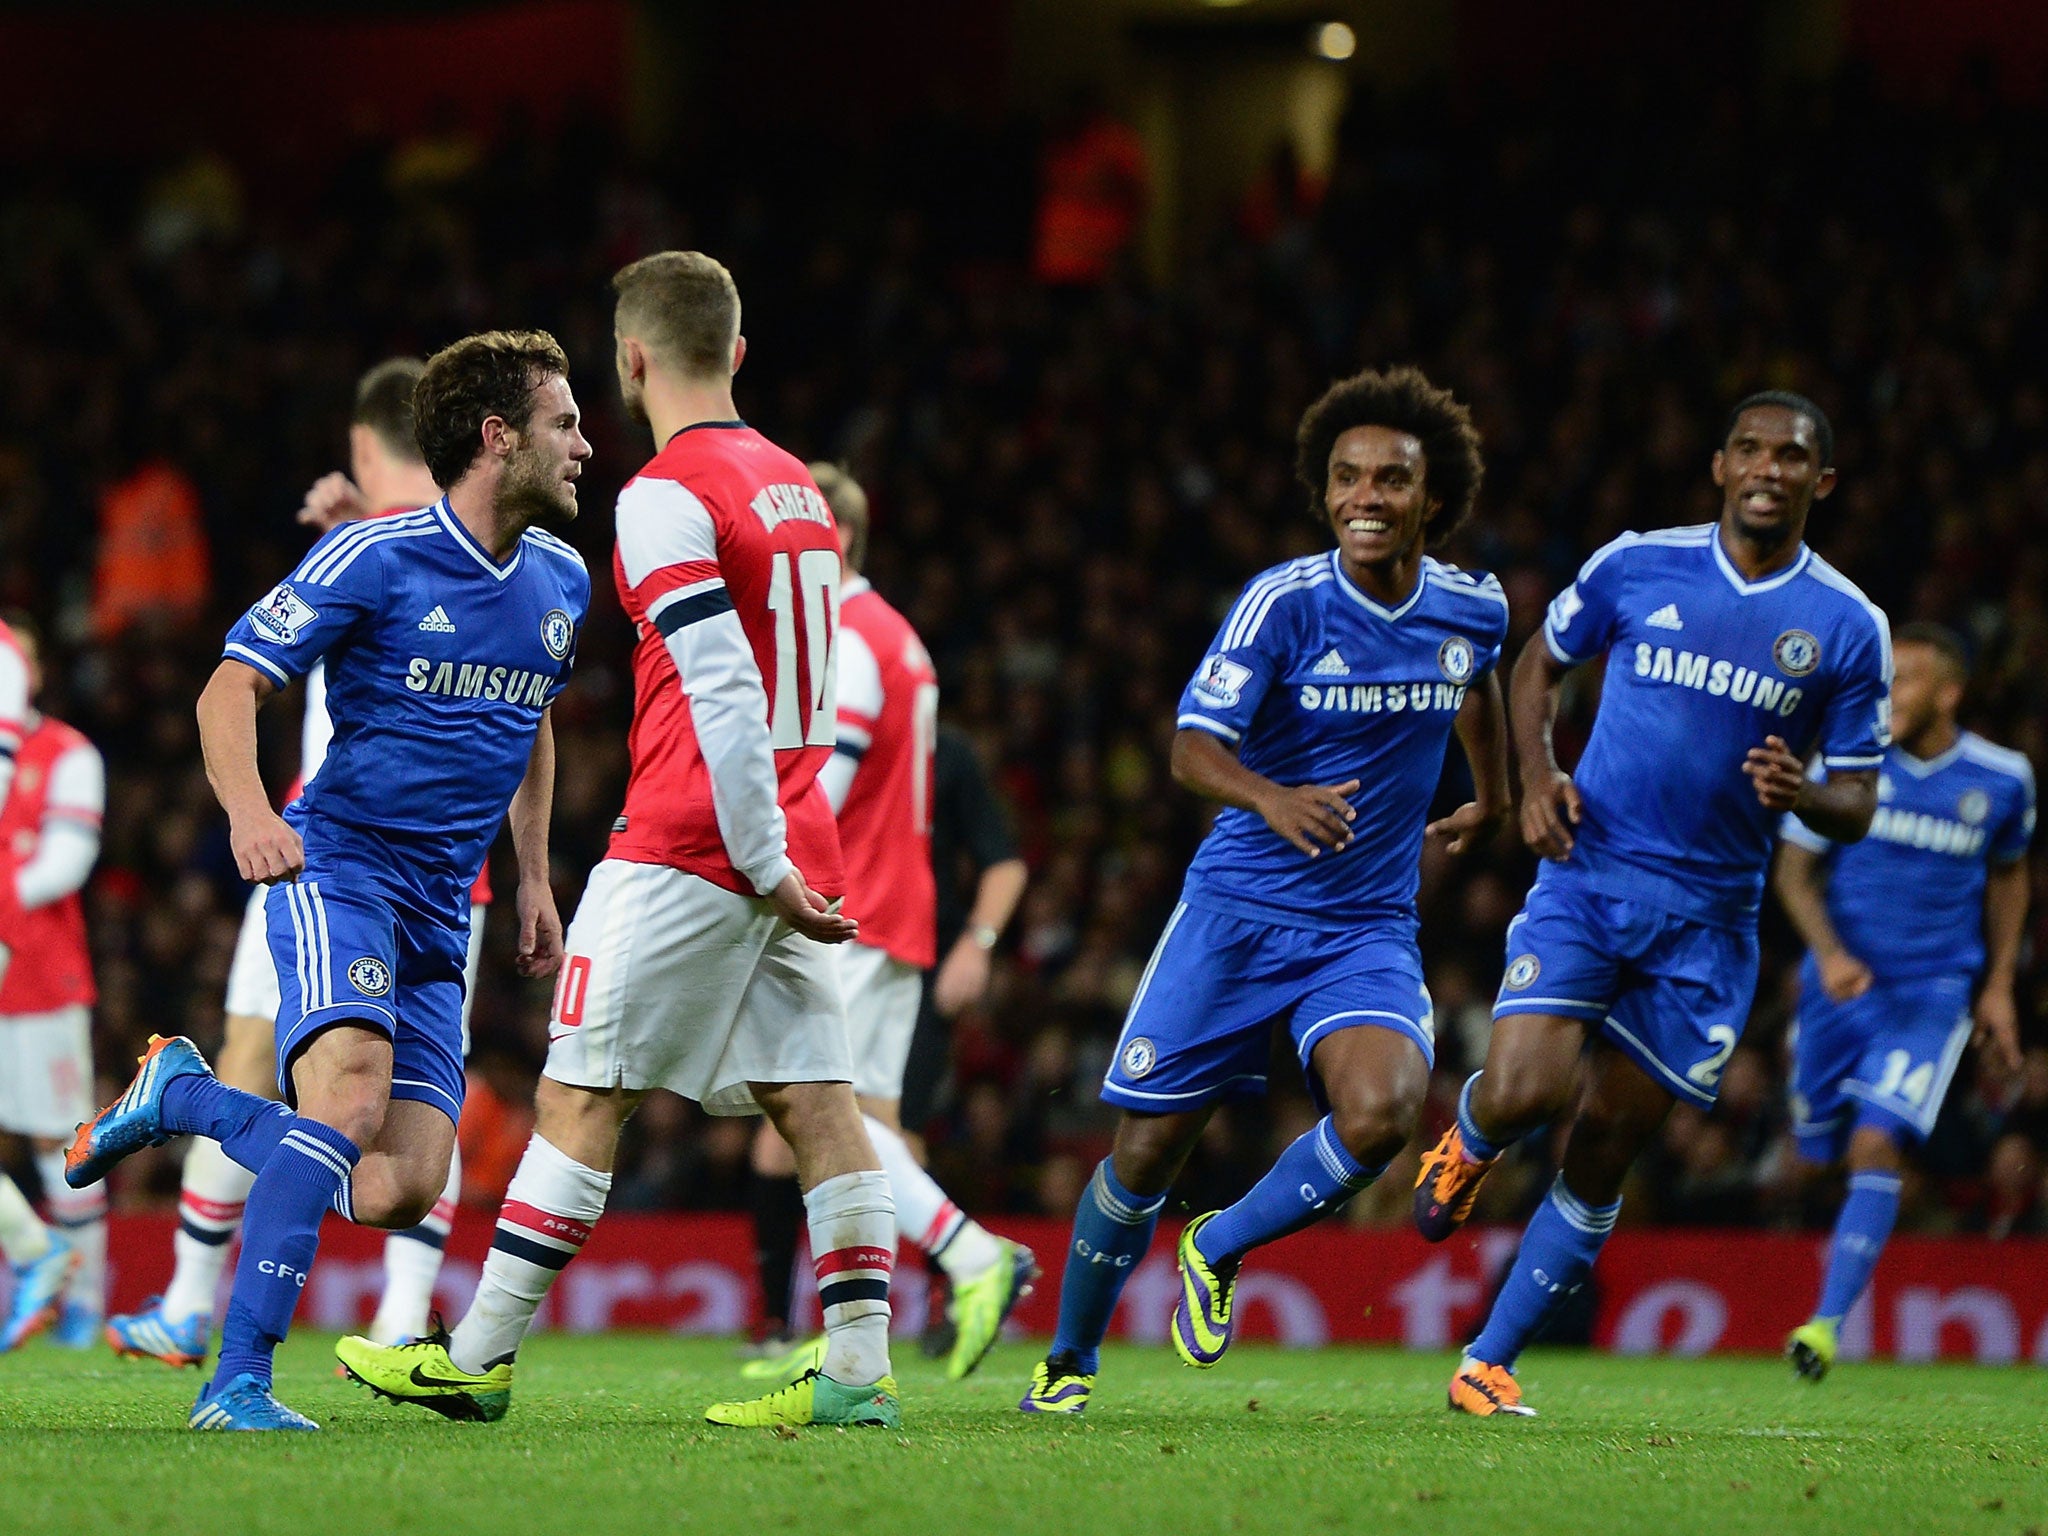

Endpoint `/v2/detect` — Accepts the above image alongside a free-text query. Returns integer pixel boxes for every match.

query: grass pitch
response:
[1,1335,2040,1536]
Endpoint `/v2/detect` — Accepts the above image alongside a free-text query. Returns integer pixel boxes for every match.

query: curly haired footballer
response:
[1295,366,1484,543]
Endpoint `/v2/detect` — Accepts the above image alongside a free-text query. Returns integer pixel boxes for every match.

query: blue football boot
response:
[66,1035,213,1188]
[106,1296,210,1367]
[1,1236,76,1351]
[189,1373,320,1431]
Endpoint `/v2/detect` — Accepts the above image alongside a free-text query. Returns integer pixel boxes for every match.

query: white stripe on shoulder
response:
[316,522,441,585]
[1571,529,1642,580]
[292,519,391,585]
[1634,523,1715,545]
[1804,554,1893,673]
[298,512,438,585]
[1422,560,1508,605]
[1221,557,1326,651]
[521,527,585,565]
[1958,734,2037,786]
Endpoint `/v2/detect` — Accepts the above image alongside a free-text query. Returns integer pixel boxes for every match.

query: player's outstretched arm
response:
[1169,728,1357,858]
[1771,840,1870,1002]
[1974,859,2029,1075]
[1428,670,1512,855]
[508,707,563,978]
[196,659,303,884]
[1508,640,1582,860]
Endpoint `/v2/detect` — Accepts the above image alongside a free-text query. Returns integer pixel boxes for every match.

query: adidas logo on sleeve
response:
[418,605,457,633]
[1646,604,1684,631]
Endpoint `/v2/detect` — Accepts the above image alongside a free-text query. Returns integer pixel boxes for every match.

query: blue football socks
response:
[1815,1169,1902,1323]
[1470,1176,1619,1368]
[1195,1116,1381,1268]
[1457,1072,1509,1162]
[1050,1159,1166,1374]
[212,1119,361,1389]
[161,1074,298,1176]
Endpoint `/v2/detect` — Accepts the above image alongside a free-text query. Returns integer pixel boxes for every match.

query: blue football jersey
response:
[1175,551,1509,931]
[1542,524,1891,926]
[1782,732,2035,981]
[224,500,590,891]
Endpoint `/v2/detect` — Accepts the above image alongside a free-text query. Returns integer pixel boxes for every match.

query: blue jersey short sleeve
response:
[1815,607,1892,772]
[1542,534,1634,665]
[1175,569,1309,745]
[1991,756,2037,863]
[224,525,387,688]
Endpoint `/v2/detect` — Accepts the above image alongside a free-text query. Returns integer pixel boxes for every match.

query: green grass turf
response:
[1,1335,2041,1536]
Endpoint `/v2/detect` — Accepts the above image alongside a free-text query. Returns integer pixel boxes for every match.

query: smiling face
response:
[1324,423,1436,570]
[1711,404,1836,544]
[499,373,591,524]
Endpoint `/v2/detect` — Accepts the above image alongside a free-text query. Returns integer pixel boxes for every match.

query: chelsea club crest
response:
[1773,629,1821,677]
[347,956,393,997]
[1438,636,1476,685]
[541,608,575,661]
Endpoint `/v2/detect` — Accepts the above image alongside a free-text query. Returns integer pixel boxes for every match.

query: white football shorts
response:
[543,858,851,1115]
[838,940,923,1101]
[0,1004,94,1138]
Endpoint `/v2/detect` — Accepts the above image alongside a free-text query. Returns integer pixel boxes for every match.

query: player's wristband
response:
[968,924,1000,951]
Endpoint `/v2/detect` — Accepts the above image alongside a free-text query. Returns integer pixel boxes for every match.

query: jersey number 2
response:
[1686,1024,1740,1090]
[767,549,839,750]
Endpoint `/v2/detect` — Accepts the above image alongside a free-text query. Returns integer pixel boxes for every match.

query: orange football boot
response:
[1413,1124,1497,1242]
[1448,1356,1535,1417]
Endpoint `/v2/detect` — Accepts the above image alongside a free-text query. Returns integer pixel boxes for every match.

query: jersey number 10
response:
[767,548,839,750]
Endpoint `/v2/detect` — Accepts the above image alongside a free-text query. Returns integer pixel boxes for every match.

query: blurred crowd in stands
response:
[3,65,2047,1238]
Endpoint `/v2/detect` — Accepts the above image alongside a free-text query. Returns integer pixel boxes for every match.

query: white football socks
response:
[449,1135,609,1375]
[0,1172,51,1266]
[806,1169,895,1386]
[370,1141,462,1344]
[861,1114,1002,1281]
[34,1149,105,1310]
[162,1135,255,1324]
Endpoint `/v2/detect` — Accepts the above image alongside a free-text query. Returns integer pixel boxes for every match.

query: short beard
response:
[499,446,575,528]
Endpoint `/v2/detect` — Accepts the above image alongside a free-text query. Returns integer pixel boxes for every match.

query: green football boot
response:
[335,1327,513,1423]
[705,1368,900,1429]
[1786,1318,1838,1383]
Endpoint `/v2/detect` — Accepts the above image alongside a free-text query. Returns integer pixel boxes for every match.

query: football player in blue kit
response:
[1774,622,2032,1381]
[67,330,591,1430]
[1413,391,1893,1418]
[1020,367,1512,1414]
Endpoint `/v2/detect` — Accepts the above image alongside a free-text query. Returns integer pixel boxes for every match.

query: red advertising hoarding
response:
[77,1213,2048,1365]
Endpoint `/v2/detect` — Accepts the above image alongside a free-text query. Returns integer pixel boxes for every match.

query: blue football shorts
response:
[1491,865,1759,1108]
[1790,962,1973,1162]
[1101,898,1435,1113]
[264,826,473,1125]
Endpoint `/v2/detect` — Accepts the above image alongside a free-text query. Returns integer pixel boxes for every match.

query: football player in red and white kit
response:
[0,615,107,1351]
[337,251,901,1430]
[106,360,490,1367]
[747,466,1035,1383]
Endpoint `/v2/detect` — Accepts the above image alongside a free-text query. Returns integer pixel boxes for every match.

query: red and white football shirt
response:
[830,577,938,968]
[607,423,845,899]
[0,716,103,1012]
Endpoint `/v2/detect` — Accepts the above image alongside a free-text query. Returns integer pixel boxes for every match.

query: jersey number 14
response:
[767,548,839,750]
